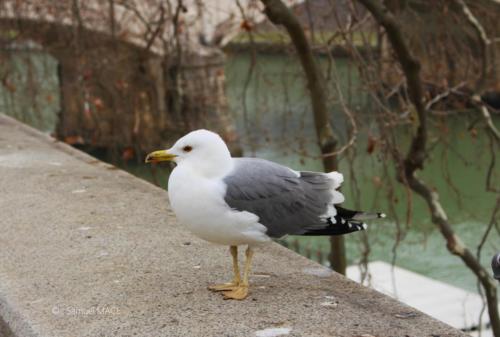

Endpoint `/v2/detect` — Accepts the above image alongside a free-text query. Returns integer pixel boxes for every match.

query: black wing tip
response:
[349,220,367,231]
[337,206,387,220]
[339,217,367,230]
[302,218,367,236]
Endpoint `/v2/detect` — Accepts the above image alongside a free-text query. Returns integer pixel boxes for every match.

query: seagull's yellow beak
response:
[145,150,177,163]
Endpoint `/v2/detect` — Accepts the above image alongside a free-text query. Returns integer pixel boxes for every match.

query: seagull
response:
[146,129,385,300]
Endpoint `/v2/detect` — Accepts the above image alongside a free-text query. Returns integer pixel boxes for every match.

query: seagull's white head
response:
[145,129,233,177]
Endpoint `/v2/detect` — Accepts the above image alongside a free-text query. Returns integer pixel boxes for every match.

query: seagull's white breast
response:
[167,165,270,246]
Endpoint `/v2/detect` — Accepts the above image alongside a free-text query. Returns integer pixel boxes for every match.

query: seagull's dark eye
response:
[182,145,193,152]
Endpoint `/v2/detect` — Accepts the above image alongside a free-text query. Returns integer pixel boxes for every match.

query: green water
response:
[0,49,60,133]
[222,51,499,292]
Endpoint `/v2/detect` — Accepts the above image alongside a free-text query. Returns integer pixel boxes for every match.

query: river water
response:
[222,51,499,292]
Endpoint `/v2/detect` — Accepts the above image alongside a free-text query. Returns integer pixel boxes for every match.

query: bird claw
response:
[223,285,249,300]
[208,282,239,292]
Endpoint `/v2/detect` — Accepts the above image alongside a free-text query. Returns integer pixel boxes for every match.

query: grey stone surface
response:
[0,114,466,337]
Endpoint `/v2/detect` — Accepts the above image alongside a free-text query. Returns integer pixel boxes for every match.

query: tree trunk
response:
[260,0,346,275]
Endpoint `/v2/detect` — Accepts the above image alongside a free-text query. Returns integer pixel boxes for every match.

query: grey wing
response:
[223,158,338,238]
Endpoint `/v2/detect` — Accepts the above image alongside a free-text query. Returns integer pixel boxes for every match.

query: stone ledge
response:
[0,114,466,337]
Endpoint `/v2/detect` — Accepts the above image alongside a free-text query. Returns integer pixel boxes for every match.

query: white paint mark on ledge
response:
[302,266,333,278]
[255,327,291,337]
[320,301,338,308]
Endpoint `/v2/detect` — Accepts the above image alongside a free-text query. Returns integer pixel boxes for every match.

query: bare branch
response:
[470,95,500,143]
[145,4,166,52]
[357,0,427,174]
[358,1,500,334]
[453,0,491,92]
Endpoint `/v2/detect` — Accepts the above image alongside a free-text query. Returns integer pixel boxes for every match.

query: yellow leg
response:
[223,246,254,300]
[208,246,241,291]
